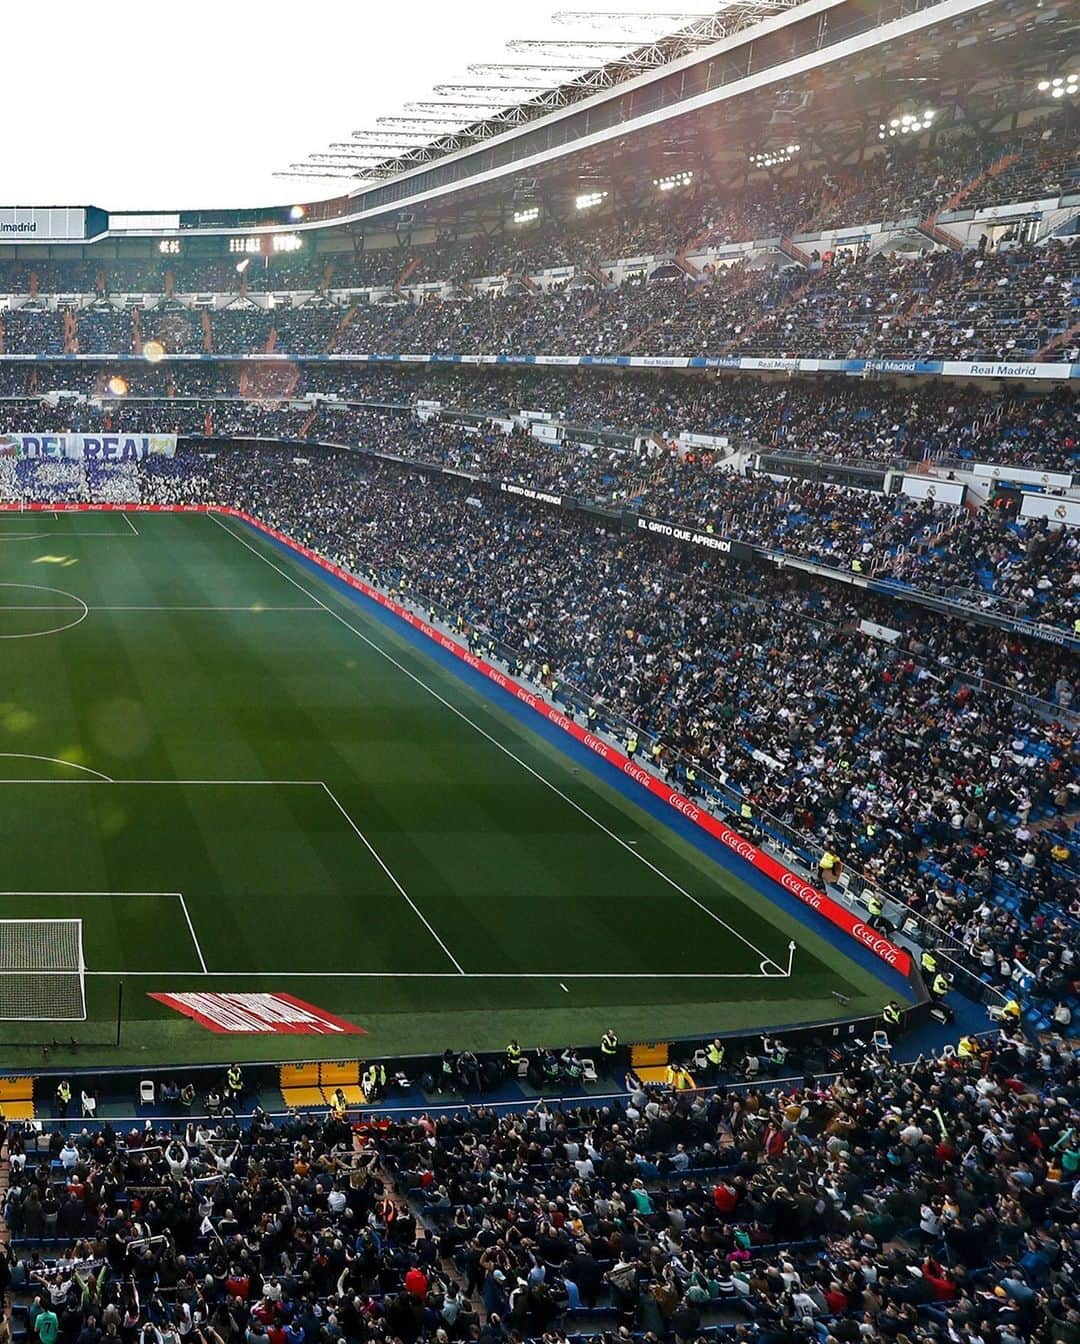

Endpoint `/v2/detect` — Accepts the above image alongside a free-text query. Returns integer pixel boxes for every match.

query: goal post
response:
[0,919,86,1021]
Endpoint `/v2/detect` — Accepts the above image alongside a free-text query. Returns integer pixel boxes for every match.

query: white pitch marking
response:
[0,778,326,785]
[121,512,139,536]
[209,512,789,976]
[0,605,323,613]
[319,781,465,975]
[0,754,113,781]
[176,892,208,973]
[0,583,89,639]
[84,969,785,979]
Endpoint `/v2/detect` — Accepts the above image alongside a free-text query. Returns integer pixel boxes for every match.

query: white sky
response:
[3,0,673,211]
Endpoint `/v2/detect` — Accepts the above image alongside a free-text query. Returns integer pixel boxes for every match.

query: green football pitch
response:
[0,508,891,1066]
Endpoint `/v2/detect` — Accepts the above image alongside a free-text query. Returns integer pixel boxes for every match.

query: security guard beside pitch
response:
[362,1062,387,1101]
[931,970,951,1001]
[705,1037,726,1080]
[226,1064,243,1103]
[881,1001,901,1038]
[921,947,938,979]
[505,1039,523,1074]
[600,1027,619,1077]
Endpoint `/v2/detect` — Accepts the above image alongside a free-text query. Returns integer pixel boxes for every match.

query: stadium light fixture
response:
[513,206,540,223]
[575,190,608,209]
[229,237,263,255]
[272,234,303,253]
[289,205,306,221]
[878,108,935,139]
[748,145,799,168]
[157,239,180,255]
[1040,72,1078,97]
[654,170,693,191]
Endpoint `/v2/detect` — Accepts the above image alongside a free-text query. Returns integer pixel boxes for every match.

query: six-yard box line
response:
[0,500,912,987]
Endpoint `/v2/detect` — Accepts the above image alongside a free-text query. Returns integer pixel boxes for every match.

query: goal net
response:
[0,919,86,1020]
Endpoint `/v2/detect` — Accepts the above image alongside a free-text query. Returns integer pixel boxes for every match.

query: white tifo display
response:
[0,919,86,1020]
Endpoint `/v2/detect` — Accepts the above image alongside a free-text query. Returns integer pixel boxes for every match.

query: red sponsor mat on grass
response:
[149,991,364,1035]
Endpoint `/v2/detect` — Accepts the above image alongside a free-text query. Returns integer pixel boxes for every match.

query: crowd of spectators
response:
[740,243,1080,364]
[0,384,1077,630]
[1,234,1074,364]
[2,364,1076,475]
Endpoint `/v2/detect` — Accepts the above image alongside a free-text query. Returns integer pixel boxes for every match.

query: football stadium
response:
[0,0,1076,1340]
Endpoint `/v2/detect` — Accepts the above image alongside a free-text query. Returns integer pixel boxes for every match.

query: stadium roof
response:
[0,0,1074,241]
[282,1,807,186]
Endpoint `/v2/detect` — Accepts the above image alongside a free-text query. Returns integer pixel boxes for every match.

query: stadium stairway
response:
[721,270,815,353]
[328,300,364,351]
[941,148,1023,212]
[1038,315,1080,360]
[395,255,422,291]
[779,238,812,267]
[201,308,213,354]
[0,1139,9,1249]
[917,215,965,252]
[673,251,703,280]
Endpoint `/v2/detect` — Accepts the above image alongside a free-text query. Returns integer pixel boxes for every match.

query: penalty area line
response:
[318,781,466,976]
[176,893,208,974]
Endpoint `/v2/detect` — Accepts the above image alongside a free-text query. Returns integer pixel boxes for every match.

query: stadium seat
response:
[319,1060,360,1085]
[0,1076,35,1119]
[630,1042,669,1068]
[281,1086,327,1110]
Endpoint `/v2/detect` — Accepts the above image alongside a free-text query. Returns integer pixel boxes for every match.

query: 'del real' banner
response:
[0,433,177,461]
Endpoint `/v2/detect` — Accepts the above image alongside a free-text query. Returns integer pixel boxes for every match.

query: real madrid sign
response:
[0,207,87,241]
[0,433,176,461]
